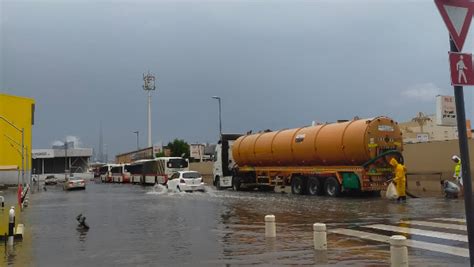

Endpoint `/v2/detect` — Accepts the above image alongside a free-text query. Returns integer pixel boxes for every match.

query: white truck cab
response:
[213,134,242,189]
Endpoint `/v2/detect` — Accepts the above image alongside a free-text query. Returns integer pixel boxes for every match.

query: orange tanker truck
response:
[212,116,404,197]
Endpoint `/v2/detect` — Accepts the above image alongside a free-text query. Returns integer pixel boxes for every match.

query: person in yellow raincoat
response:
[390,158,406,202]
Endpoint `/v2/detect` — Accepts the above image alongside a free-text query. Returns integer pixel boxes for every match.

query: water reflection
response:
[3,183,470,266]
[265,237,276,252]
[4,243,15,265]
[77,227,88,242]
[313,250,328,265]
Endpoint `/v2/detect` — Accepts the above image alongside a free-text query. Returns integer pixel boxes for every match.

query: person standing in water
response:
[390,158,407,202]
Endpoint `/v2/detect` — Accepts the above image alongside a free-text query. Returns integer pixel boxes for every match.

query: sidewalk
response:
[0,188,23,238]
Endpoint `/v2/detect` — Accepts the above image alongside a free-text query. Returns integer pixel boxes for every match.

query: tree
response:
[412,112,431,133]
[155,152,165,158]
[167,139,190,158]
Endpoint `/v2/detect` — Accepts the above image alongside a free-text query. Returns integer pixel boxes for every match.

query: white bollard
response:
[265,215,276,238]
[390,235,408,267]
[313,223,327,250]
[8,206,15,246]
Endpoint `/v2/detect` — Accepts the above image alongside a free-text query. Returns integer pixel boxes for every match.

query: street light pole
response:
[0,116,25,188]
[212,96,222,138]
[21,128,24,186]
[3,134,28,186]
[133,131,140,150]
[64,140,68,181]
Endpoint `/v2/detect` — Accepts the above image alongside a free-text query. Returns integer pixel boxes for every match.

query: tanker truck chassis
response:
[230,151,401,196]
[213,117,404,197]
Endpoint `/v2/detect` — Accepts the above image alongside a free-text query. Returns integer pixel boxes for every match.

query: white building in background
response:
[190,144,205,162]
[189,143,215,162]
[32,147,93,181]
[400,95,472,143]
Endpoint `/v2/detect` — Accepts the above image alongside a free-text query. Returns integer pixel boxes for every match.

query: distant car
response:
[167,171,205,192]
[44,176,58,185]
[64,177,86,191]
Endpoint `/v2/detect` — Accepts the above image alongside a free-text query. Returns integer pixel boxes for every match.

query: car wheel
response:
[324,177,341,197]
[307,177,322,196]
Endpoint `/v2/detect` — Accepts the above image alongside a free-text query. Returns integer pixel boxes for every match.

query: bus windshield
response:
[99,166,109,174]
[167,158,188,168]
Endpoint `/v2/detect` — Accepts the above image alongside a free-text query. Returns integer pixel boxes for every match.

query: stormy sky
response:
[2,0,474,158]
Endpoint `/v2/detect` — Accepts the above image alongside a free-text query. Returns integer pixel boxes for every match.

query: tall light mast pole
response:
[212,96,222,138]
[143,72,156,148]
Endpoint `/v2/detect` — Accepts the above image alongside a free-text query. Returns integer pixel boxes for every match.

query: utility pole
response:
[212,96,222,139]
[64,140,68,180]
[99,121,103,162]
[143,72,156,148]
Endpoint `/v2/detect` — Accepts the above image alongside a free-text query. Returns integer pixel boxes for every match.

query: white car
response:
[167,171,205,192]
[44,176,58,185]
[64,177,86,191]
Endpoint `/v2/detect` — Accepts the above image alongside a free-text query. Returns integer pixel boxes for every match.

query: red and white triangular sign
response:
[435,0,474,51]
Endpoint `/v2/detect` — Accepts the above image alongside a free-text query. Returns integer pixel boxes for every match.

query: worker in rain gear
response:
[390,158,407,202]
[452,155,463,195]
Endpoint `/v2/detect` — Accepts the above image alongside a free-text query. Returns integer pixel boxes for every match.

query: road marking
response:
[365,224,467,242]
[433,218,466,223]
[330,228,469,258]
[400,220,466,231]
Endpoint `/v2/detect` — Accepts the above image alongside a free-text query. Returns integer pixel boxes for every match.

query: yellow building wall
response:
[0,93,35,171]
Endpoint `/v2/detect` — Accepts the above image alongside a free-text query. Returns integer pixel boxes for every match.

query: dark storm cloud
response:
[1,0,470,157]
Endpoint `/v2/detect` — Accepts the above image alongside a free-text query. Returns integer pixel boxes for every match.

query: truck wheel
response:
[307,177,322,196]
[215,176,222,190]
[324,177,341,197]
[232,177,241,191]
[291,176,306,195]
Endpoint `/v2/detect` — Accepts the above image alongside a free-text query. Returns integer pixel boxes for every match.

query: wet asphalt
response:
[0,181,470,266]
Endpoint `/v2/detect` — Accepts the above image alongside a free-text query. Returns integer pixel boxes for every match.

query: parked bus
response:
[141,157,189,185]
[110,164,131,183]
[127,160,145,184]
[99,164,119,183]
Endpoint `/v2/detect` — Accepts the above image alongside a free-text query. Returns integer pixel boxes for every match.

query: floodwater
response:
[1,181,470,266]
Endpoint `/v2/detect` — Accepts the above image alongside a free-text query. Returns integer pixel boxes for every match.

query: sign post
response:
[450,38,474,267]
[436,1,474,265]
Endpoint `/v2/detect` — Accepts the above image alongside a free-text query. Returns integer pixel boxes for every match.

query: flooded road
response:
[1,182,470,266]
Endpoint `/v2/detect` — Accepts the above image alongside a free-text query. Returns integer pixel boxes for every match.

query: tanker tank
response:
[232,116,402,167]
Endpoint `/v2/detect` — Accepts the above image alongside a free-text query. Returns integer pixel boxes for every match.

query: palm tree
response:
[411,112,431,133]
